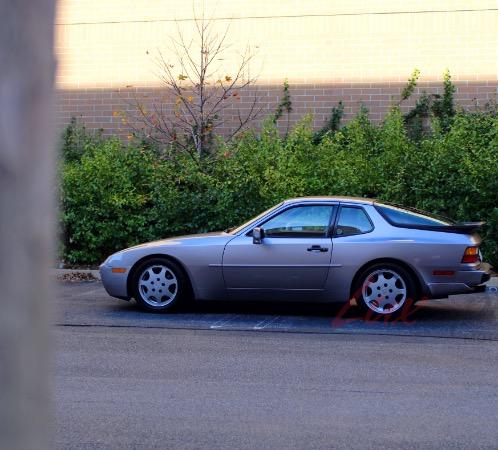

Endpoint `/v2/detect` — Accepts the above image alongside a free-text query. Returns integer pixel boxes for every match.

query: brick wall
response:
[54,0,498,137]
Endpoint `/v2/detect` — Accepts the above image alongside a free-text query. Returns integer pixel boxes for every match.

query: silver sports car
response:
[100,197,491,316]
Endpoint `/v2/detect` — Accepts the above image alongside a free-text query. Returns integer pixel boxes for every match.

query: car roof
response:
[283,196,374,205]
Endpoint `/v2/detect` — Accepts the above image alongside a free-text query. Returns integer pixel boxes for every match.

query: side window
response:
[261,205,334,238]
[335,207,373,237]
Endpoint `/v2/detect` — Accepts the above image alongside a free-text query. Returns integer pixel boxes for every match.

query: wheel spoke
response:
[164,279,176,289]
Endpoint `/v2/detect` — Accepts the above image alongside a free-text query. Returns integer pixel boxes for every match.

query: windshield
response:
[226,202,284,235]
[375,202,455,227]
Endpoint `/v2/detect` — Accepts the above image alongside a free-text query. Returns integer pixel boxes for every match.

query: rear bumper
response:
[427,271,491,298]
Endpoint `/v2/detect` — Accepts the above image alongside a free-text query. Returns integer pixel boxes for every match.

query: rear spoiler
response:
[378,221,485,234]
[412,221,486,234]
[444,221,486,234]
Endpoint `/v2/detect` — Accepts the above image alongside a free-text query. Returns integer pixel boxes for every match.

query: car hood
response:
[124,231,233,251]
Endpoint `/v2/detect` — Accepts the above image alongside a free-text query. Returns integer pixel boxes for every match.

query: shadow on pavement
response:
[109,295,492,323]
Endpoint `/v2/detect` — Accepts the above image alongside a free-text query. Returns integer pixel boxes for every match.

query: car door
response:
[222,204,336,299]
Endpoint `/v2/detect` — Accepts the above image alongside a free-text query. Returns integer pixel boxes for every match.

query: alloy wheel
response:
[361,269,407,314]
[138,264,178,307]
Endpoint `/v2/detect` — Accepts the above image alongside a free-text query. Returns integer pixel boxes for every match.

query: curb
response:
[486,277,498,287]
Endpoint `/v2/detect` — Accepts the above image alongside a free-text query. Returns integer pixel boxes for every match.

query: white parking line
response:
[210,315,241,329]
[253,316,281,330]
[65,288,103,299]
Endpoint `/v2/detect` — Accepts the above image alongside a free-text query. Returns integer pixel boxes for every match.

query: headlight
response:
[104,251,123,265]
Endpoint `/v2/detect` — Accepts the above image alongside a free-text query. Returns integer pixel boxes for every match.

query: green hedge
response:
[59,108,498,267]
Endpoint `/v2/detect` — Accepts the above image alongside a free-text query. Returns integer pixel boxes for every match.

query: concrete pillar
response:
[0,1,56,449]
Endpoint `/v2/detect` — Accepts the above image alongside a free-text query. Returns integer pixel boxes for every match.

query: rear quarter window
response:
[335,206,373,237]
[376,203,454,227]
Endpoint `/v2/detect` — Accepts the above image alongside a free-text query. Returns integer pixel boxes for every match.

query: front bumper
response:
[427,270,491,298]
[99,263,130,300]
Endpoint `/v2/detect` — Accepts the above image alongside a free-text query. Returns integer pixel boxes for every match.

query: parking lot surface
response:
[54,282,498,449]
[55,281,498,340]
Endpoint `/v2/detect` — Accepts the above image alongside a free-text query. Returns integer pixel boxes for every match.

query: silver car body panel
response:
[100,197,490,303]
[223,235,333,300]
[100,232,233,301]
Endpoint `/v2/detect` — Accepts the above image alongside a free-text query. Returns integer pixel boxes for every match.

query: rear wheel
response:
[132,258,186,312]
[353,263,418,319]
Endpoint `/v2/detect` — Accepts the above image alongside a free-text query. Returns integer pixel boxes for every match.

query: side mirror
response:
[252,227,265,244]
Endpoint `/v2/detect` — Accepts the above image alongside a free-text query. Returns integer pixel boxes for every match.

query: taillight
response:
[462,246,480,263]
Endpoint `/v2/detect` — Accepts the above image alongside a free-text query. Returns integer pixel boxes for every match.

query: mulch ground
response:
[56,272,98,282]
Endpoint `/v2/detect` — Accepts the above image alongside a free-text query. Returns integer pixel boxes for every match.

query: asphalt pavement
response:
[54,282,498,449]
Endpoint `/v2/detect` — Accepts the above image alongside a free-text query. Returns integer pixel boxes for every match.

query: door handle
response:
[307,245,328,252]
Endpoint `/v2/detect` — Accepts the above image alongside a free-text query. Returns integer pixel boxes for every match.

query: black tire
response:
[131,257,187,312]
[352,262,418,320]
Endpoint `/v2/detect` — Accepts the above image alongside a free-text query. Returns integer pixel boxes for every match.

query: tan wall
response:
[54,0,498,136]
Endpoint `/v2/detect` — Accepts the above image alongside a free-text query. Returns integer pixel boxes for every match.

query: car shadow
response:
[409,299,493,322]
[114,295,494,324]
[189,299,354,317]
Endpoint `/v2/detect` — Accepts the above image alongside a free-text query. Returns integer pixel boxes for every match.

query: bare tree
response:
[129,9,261,158]
[0,1,56,449]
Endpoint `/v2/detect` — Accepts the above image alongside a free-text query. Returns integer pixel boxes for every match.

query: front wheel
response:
[131,258,186,312]
[353,263,418,319]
